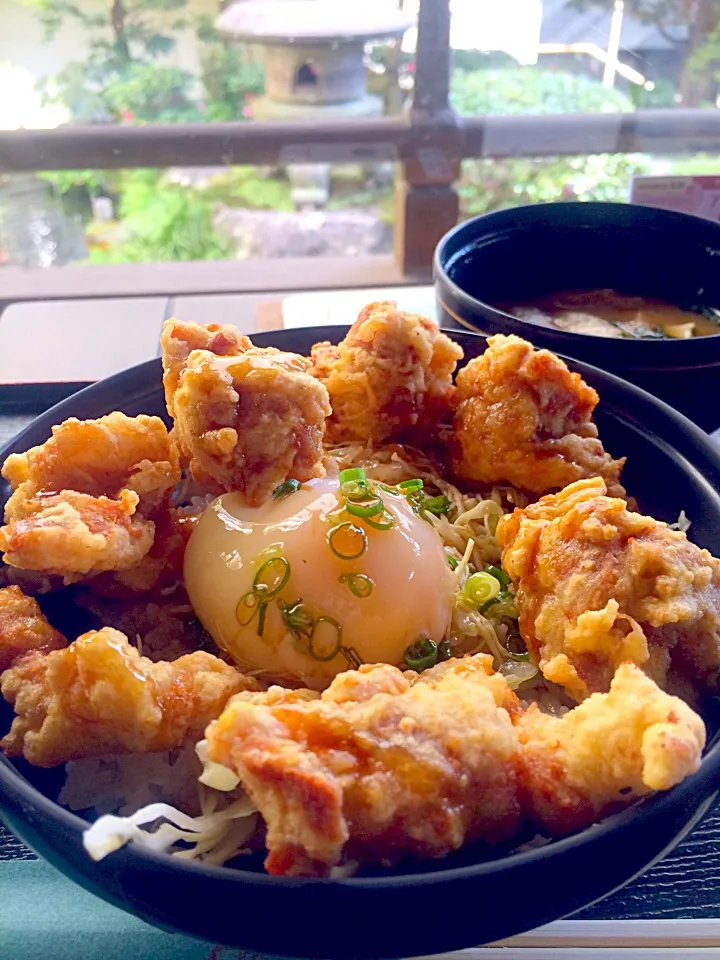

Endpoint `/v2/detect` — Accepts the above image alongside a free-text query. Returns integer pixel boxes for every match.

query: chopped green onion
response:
[338,467,366,485]
[339,573,374,598]
[378,483,400,495]
[437,639,452,662]
[346,498,383,519]
[485,565,511,587]
[328,522,368,559]
[272,479,301,500]
[342,479,373,501]
[398,479,423,493]
[257,601,268,636]
[253,556,290,598]
[365,508,396,531]
[403,636,439,671]
[510,651,531,662]
[280,599,314,638]
[461,571,501,608]
[309,617,343,662]
[447,555,459,570]
[422,495,452,517]
[235,592,258,626]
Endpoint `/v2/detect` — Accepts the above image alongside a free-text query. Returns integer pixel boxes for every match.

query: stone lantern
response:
[217,0,412,205]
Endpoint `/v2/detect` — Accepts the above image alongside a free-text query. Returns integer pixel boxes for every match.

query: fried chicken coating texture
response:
[451,335,625,497]
[171,345,331,506]
[497,477,720,701]
[160,318,251,418]
[0,490,155,579]
[206,655,705,875]
[2,412,179,517]
[206,656,522,876]
[516,663,705,835]
[1,628,256,767]
[0,413,180,580]
[310,301,463,445]
[0,585,66,673]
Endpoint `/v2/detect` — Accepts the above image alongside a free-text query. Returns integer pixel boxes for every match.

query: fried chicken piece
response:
[171,346,331,506]
[0,585,66,673]
[0,414,180,580]
[451,334,625,497]
[0,490,155,580]
[497,477,720,700]
[160,318,251,418]
[311,301,463,445]
[206,655,521,876]
[2,412,179,518]
[516,663,705,835]
[1,628,256,767]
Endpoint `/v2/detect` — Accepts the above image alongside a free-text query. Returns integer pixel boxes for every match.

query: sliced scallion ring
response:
[398,478,424,493]
[403,636,438,671]
[280,599,314,638]
[252,556,290,598]
[461,571,501,608]
[346,498,383,519]
[272,479,301,500]
[422,495,452,517]
[309,617,343,662]
[365,509,396,531]
[338,467,367,485]
[235,592,259,626]
[339,573,375,598]
[257,601,268,636]
[327,522,368,559]
[485,564,511,587]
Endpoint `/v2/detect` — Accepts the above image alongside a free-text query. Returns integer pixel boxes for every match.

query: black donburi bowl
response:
[2,326,720,959]
[434,201,720,432]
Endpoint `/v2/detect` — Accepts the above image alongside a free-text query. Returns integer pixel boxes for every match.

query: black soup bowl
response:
[2,326,720,959]
[434,201,720,432]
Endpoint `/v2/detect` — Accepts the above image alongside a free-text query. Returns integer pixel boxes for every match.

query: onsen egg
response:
[184,476,455,687]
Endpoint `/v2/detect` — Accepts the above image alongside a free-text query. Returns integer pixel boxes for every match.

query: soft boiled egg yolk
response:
[184,476,455,687]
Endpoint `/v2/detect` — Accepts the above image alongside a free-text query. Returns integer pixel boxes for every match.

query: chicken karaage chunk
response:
[311,301,463,445]
[160,318,251,418]
[205,653,705,875]
[206,655,522,876]
[1,627,255,767]
[2,412,179,517]
[0,585,66,673]
[498,477,720,700]
[171,346,331,506]
[517,663,705,835]
[0,490,155,580]
[451,335,625,497]
[0,413,180,581]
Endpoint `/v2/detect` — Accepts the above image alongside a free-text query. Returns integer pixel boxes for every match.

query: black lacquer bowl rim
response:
[2,325,720,955]
[434,201,720,370]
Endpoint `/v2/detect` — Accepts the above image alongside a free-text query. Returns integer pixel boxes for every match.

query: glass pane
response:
[0,164,395,268]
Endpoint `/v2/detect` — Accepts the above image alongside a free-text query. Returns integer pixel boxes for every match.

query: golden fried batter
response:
[517,663,705,835]
[2,412,179,517]
[498,477,720,700]
[0,414,180,580]
[206,656,522,876]
[0,490,155,580]
[0,585,66,673]
[160,318,251,418]
[451,335,625,497]
[171,346,331,506]
[206,655,705,875]
[1,628,255,767]
[311,301,463,445]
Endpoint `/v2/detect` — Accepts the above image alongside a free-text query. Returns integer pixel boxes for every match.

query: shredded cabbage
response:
[83,794,256,865]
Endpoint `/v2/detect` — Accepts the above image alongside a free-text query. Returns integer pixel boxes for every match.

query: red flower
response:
[122,110,134,122]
